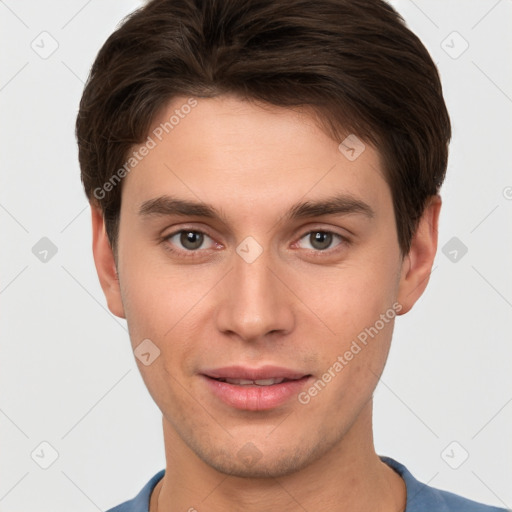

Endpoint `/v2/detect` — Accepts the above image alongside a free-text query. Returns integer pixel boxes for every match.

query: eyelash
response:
[162,227,349,259]
[162,229,219,259]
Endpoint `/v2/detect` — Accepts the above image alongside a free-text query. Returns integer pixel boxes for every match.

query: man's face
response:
[112,95,406,477]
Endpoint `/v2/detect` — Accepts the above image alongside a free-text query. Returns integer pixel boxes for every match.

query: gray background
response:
[1,0,511,510]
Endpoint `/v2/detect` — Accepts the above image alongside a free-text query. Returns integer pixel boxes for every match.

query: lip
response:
[201,365,312,411]
[203,365,308,381]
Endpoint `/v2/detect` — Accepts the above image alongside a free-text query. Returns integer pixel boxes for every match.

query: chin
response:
[206,453,309,479]
[193,434,333,479]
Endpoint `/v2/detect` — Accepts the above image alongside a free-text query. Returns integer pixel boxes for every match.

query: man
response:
[75,0,509,510]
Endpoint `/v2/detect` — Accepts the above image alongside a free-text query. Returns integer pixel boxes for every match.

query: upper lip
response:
[202,365,309,381]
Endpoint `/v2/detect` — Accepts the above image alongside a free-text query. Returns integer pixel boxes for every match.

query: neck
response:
[150,402,406,512]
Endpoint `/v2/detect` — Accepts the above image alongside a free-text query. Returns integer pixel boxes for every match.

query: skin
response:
[91,95,440,512]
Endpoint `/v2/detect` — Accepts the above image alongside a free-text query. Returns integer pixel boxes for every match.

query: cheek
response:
[291,253,400,405]
[117,236,194,340]
[294,257,399,340]
[117,250,217,375]
[118,271,167,346]
[297,298,397,421]
[116,262,196,407]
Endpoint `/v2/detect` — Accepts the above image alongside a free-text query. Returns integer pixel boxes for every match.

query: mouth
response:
[211,377,298,386]
[201,366,312,411]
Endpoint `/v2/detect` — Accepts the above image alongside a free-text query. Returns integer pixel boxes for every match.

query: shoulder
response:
[436,488,509,512]
[106,469,165,512]
[379,456,509,512]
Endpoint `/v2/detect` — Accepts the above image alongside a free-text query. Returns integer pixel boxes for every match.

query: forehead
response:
[120,95,390,222]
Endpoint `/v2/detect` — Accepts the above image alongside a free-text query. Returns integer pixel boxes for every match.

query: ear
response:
[91,205,126,319]
[396,195,441,315]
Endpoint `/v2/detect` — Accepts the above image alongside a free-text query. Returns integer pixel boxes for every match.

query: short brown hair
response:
[76,0,451,255]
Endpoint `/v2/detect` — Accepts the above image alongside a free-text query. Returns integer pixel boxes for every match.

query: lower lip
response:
[202,375,312,411]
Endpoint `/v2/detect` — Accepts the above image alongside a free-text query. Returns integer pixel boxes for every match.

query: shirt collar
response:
[127,456,449,512]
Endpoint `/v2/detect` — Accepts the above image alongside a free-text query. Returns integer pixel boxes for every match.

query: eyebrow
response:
[138,193,375,223]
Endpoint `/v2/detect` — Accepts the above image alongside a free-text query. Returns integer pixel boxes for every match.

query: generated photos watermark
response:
[93,97,198,200]
[298,301,403,405]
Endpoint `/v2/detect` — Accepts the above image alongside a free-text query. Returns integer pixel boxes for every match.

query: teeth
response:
[222,378,286,386]
[255,378,285,385]
[225,378,254,385]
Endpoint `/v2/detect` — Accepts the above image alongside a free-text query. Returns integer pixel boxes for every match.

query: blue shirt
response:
[107,455,509,511]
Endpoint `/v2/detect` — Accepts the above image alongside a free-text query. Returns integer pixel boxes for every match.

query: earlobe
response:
[396,195,441,315]
[90,205,126,319]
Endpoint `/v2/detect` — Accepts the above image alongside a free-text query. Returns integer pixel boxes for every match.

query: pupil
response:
[311,231,331,250]
[181,231,203,250]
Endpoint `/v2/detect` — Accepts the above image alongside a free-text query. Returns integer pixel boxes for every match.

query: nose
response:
[214,244,296,343]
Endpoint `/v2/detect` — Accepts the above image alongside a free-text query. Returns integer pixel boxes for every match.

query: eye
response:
[165,229,216,253]
[296,230,345,251]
